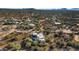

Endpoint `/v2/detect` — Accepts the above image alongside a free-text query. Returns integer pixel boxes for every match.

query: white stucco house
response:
[32,32,45,42]
[37,32,45,42]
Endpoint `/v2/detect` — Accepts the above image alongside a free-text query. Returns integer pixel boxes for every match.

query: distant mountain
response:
[0,8,79,11]
[67,8,79,11]
[50,8,79,11]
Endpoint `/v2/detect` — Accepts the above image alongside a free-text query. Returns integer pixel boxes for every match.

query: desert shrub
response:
[20,40,26,49]
[74,42,79,49]
[31,41,39,46]
[16,34,25,40]
[26,42,32,47]
[31,46,39,51]
[9,42,21,50]
[67,41,74,46]
[25,38,33,42]
[4,33,16,39]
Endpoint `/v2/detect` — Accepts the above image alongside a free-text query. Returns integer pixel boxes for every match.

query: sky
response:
[0,0,79,9]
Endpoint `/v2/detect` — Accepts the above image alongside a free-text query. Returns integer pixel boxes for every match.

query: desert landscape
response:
[0,8,79,51]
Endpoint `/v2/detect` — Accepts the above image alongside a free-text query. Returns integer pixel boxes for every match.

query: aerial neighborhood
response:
[0,8,79,51]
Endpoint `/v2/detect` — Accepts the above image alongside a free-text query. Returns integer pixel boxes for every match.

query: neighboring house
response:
[55,22,61,25]
[62,29,72,34]
[74,35,79,42]
[77,24,79,26]
[0,37,2,41]
[29,23,35,27]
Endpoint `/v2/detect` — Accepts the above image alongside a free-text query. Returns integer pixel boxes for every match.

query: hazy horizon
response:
[0,0,79,9]
[0,8,77,10]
